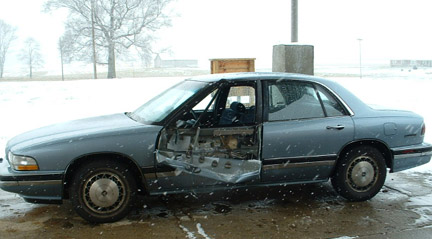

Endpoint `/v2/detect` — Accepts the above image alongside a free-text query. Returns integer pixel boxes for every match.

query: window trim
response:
[313,82,354,116]
[315,84,350,117]
[263,79,353,123]
[162,80,223,126]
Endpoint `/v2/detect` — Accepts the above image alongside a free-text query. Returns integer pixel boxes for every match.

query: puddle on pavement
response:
[157,212,169,218]
[43,218,75,229]
[2,176,430,238]
[213,202,232,214]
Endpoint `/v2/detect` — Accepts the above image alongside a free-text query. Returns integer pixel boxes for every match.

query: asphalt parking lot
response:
[1,170,432,239]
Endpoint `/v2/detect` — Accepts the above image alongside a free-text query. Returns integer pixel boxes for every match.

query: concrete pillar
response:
[272,44,314,75]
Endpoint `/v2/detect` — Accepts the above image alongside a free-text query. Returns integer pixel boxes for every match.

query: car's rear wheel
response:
[70,160,137,223]
[331,146,387,201]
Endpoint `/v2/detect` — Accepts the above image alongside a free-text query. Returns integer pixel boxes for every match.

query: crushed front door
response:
[156,126,261,184]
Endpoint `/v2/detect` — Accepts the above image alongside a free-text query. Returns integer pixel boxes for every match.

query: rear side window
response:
[268,81,324,121]
[316,85,348,117]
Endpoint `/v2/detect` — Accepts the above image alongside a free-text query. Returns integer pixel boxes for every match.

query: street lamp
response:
[291,0,298,43]
[357,38,363,79]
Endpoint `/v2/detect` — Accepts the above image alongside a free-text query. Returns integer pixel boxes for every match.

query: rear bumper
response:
[391,142,432,172]
[0,159,64,202]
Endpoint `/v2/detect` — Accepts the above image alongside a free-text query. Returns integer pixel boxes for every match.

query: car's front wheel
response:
[70,160,137,223]
[331,146,387,201]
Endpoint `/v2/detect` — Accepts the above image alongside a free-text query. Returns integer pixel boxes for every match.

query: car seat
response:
[219,102,246,125]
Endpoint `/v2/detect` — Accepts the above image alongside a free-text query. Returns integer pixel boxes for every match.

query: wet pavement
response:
[0,171,431,239]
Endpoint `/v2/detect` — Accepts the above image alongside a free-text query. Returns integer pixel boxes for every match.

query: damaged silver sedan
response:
[1,72,431,223]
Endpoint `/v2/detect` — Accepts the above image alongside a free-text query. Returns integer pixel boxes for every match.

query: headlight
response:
[8,152,39,171]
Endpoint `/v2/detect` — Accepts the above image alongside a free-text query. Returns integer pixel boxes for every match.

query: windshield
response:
[130,80,208,123]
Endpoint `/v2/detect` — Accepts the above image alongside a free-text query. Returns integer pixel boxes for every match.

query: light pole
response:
[291,0,298,42]
[357,38,363,78]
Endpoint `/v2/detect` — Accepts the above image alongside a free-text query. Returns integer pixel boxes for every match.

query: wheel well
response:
[62,153,146,199]
[335,140,392,173]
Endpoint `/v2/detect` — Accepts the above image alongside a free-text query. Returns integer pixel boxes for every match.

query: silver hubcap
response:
[347,156,378,192]
[83,173,125,214]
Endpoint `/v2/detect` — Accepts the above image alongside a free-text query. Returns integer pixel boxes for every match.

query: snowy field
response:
[0,68,431,220]
[0,76,184,156]
[1,69,431,164]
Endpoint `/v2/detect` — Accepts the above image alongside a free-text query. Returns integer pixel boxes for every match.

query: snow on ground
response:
[0,77,183,158]
[0,67,431,220]
[1,68,430,165]
[0,77,181,217]
[330,70,432,172]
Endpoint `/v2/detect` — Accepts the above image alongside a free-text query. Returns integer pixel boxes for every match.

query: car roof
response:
[184,72,422,119]
[186,72,375,117]
[185,72,333,85]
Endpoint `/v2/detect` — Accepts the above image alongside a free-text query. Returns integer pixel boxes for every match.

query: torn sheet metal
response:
[156,150,261,184]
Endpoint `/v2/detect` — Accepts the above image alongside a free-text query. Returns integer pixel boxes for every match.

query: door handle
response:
[326,125,345,130]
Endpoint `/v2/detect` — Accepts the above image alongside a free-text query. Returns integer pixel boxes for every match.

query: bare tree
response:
[0,20,17,78]
[44,0,173,79]
[58,31,75,81]
[20,38,44,78]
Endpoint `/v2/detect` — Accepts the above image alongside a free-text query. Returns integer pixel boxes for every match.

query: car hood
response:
[7,113,146,153]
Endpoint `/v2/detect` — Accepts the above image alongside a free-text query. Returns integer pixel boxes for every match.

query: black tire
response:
[331,146,387,201]
[69,159,137,223]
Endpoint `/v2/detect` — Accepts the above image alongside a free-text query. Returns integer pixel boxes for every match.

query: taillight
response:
[421,124,426,136]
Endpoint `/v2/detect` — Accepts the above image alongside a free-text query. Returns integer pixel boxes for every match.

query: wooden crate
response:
[210,58,255,74]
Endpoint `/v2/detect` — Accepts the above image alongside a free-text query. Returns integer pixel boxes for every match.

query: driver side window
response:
[219,86,256,126]
[193,90,217,111]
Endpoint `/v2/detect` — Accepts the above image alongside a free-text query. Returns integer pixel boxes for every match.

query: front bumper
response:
[0,158,64,203]
[391,142,432,172]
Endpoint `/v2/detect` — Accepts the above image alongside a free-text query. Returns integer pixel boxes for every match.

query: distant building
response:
[154,54,198,68]
[154,54,162,68]
[390,60,432,67]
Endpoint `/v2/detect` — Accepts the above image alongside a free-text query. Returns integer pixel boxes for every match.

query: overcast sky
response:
[1,0,432,75]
